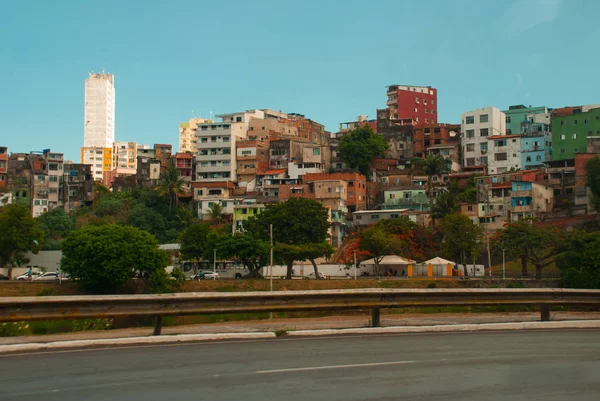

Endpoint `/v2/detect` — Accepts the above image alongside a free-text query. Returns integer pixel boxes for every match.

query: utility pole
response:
[502,248,506,282]
[354,250,357,280]
[213,249,217,280]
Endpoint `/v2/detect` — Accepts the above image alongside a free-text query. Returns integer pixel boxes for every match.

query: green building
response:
[551,107,600,161]
[503,105,549,135]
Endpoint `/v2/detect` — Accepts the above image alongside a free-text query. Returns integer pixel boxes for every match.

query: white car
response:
[14,272,40,281]
[304,272,327,280]
[35,272,65,281]
[191,271,219,280]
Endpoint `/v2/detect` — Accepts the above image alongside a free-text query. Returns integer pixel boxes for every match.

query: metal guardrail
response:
[0,288,599,335]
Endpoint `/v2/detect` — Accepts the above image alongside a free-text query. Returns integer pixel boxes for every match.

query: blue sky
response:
[1,0,598,161]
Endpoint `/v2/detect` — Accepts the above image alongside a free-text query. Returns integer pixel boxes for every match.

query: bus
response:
[176,260,250,279]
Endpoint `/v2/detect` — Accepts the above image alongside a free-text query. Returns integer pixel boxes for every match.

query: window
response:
[494,153,508,161]
[465,116,474,124]
[371,214,380,220]
[574,148,579,153]
[313,148,321,156]
[480,128,489,137]
[572,133,577,139]
[467,206,473,211]
[560,148,565,154]
[536,155,542,161]
[414,107,418,112]
[573,120,578,125]
[466,158,475,166]
[506,116,511,123]
[201,138,207,143]
[480,156,488,165]
[506,129,512,134]
[327,187,332,193]
[560,134,565,140]
[585,119,589,124]
[480,143,488,152]
[526,156,531,162]
[423,99,427,105]
[431,100,435,105]
[494,139,507,147]
[49,176,58,182]
[466,130,475,138]
[466,143,475,152]
[480,114,489,123]
[355,215,362,220]
[223,136,229,142]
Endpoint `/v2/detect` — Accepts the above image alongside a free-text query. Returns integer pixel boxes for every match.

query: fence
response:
[0,288,599,335]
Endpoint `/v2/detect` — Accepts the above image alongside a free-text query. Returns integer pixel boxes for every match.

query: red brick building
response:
[302,172,367,212]
[0,146,8,189]
[412,123,460,158]
[386,85,437,124]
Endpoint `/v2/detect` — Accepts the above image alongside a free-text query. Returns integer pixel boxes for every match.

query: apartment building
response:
[43,150,64,211]
[461,106,506,171]
[0,146,8,190]
[503,105,550,135]
[551,106,600,161]
[385,85,438,124]
[179,118,208,153]
[487,134,522,174]
[84,73,115,148]
[192,181,236,220]
[62,163,94,213]
[112,141,137,169]
[235,140,269,189]
[412,123,460,158]
[80,146,112,181]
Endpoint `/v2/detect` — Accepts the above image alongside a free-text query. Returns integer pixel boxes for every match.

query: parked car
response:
[35,272,68,281]
[304,272,327,280]
[190,271,219,280]
[0,273,10,281]
[14,272,41,281]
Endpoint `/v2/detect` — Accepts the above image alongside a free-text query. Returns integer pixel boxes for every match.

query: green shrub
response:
[72,318,113,332]
[427,282,437,288]
[0,322,30,337]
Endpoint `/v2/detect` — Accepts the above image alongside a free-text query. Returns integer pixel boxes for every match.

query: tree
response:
[496,219,565,279]
[36,207,74,250]
[441,214,483,275]
[359,226,404,275]
[219,233,270,278]
[178,223,212,266]
[338,125,388,176]
[208,202,224,225]
[61,225,170,293]
[557,231,600,288]
[411,155,448,211]
[245,197,330,279]
[495,220,532,277]
[0,204,44,275]
[300,241,335,278]
[430,192,458,222]
[157,166,187,211]
[586,157,600,211]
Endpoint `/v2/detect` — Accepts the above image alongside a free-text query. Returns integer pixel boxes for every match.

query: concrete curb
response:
[0,332,276,354]
[286,320,600,337]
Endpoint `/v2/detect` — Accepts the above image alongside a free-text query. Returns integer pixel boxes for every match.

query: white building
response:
[195,110,263,183]
[461,106,506,170]
[84,73,115,148]
[179,118,207,154]
[487,134,522,174]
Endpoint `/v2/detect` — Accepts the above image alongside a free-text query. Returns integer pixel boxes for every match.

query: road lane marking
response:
[255,360,416,374]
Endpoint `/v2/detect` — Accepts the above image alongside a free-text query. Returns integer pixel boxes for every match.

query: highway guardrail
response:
[0,288,599,335]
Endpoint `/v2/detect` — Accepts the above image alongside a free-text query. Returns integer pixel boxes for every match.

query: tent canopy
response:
[361,255,416,266]
[422,256,455,265]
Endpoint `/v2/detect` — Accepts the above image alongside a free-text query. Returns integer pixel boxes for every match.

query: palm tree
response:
[431,192,458,222]
[411,155,448,211]
[208,202,224,225]
[157,166,187,211]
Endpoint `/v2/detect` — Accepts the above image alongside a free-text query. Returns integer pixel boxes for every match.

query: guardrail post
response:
[540,305,550,322]
[371,308,381,327]
[153,315,163,335]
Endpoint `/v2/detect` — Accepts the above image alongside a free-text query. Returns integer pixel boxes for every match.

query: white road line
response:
[255,360,416,374]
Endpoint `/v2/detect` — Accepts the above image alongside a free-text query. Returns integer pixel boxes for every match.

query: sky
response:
[1,0,599,161]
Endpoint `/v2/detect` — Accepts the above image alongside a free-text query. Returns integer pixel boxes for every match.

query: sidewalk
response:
[1,311,599,346]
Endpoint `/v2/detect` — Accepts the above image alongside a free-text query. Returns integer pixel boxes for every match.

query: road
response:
[1,330,599,401]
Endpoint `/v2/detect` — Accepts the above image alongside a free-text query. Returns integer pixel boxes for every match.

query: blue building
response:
[511,181,533,221]
[519,113,552,170]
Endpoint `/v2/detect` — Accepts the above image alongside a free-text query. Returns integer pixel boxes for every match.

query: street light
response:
[213,249,217,280]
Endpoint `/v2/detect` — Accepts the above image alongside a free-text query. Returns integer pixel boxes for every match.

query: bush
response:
[61,224,170,293]
[427,282,437,288]
[0,322,30,337]
[72,318,113,332]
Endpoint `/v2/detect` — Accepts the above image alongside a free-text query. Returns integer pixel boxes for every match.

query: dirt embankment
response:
[0,278,561,297]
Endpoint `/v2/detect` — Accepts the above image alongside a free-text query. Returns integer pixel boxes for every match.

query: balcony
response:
[197,165,231,172]
[196,153,231,161]
[197,141,231,149]
[511,190,532,197]
[512,204,532,213]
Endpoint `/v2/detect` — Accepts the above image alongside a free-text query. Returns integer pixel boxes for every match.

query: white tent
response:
[422,257,455,266]
[361,255,416,265]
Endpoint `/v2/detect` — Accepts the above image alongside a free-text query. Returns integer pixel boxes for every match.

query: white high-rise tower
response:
[84,72,115,148]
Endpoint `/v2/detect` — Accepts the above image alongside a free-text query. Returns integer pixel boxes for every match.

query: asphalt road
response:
[1,330,599,401]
